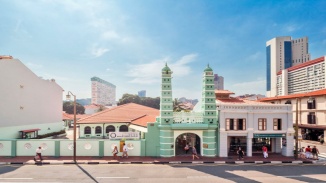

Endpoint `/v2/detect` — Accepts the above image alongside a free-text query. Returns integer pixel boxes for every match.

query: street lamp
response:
[66,91,77,163]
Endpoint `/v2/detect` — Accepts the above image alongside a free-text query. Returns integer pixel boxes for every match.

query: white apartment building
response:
[277,56,326,96]
[266,36,310,97]
[91,77,116,106]
[216,90,294,157]
[214,74,224,90]
[0,56,63,139]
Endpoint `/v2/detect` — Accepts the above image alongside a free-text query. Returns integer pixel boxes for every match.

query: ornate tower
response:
[159,63,174,157]
[202,64,217,124]
[201,64,218,156]
[160,63,173,124]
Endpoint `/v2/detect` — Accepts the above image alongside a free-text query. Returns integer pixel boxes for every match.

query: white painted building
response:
[84,104,101,115]
[266,36,310,97]
[91,77,116,106]
[216,90,294,157]
[0,56,64,139]
[277,56,326,96]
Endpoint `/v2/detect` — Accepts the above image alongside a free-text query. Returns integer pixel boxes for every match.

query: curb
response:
[0,161,315,165]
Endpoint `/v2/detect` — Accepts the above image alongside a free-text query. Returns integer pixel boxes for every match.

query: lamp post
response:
[295,98,298,159]
[66,91,77,163]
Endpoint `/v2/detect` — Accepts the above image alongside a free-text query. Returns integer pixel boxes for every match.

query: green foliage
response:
[118,94,160,109]
[35,130,66,139]
[63,101,85,114]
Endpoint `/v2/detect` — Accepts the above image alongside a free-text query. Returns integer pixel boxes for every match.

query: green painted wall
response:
[144,123,160,156]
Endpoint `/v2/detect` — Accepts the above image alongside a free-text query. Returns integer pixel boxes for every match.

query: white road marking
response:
[0,178,33,180]
[96,177,130,179]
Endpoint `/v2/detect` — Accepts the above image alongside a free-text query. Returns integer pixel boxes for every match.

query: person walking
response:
[262,145,268,158]
[34,146,43,161]
[122,143,128,158]
[184,144,190,154]
[237,147,244,160]
[112,145,118,159]
[311,146,320,160]
[305,146,312,159]
[192,146,200,160]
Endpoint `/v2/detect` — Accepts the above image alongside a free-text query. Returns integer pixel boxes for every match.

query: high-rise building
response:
[214,74,224,90]
[91,77,116,106]
[138,90,146,97]
[266,36,310,97]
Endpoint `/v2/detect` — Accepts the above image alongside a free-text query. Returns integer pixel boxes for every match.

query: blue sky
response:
[1,0,326,101]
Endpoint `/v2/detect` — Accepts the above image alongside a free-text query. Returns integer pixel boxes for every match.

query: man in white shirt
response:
[122,143,128,158]
[34,146,43,161]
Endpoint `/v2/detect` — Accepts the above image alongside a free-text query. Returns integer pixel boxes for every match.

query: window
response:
[84,126,91,134]
[258,118,267,130]
[307,112,316,124]
[307,98,316,109]
[273,119,282,130]
[226,118,246,131]
[119,125,128,132]
[106,125,115,133]
[95,126,102,134]
[285,100,291,104]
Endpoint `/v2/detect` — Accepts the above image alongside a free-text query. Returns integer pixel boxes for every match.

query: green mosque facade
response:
[145,64,219,157]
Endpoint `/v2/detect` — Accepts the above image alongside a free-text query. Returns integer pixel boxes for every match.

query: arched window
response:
[119,125,128,132]
[285,100,291,104]
[84,126,91,134]
[95,126,102,134]
[106,125,115,133]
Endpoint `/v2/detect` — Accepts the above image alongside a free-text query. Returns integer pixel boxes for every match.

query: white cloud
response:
[246,52,263,62]
[90,46,110,58]
[127,53,197,84]
[284,24,300,32]
[101,30,120,40]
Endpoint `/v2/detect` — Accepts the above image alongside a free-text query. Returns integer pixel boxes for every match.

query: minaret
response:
[160,63,173,124]
[202,64,217,125]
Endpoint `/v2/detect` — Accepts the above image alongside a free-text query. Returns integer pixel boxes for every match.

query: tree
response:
[118,94,160,109]
[63,101,85,114]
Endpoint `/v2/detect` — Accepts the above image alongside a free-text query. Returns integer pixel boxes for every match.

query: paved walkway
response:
[0,153,319,165]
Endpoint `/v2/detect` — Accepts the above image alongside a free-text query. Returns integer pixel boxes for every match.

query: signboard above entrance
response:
[254,134,285,138]
[109,132,140,140]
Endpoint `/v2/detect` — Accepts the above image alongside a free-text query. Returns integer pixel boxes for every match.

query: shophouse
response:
[260,89,326,142]
[217,90,294,157]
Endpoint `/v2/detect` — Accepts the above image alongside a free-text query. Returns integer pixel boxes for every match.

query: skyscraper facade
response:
[214,74,224,90]
[266,36,310,97]
[91,77,116,106]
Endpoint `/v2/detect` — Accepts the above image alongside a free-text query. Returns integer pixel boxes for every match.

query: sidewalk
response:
[0,153,318,165]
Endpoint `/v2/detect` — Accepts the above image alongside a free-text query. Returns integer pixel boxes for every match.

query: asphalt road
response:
[0,164,325,183]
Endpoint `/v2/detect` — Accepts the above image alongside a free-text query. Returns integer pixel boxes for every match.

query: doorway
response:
[175,133,200,156]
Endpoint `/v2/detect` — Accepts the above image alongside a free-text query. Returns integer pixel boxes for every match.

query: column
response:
[246,137,252,157]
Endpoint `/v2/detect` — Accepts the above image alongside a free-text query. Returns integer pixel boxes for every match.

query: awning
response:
[297,124,326,130]
[19,128,41,133]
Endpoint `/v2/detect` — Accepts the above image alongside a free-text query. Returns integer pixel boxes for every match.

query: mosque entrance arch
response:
[175,133,201,156]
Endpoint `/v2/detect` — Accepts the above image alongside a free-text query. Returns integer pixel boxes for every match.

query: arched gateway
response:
[175,133,201,156]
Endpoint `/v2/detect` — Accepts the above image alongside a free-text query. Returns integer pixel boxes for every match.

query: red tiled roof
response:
[277,56,325,75]
[62,112,73,120]
[215,90,235,94]
[259,88,326,102]
[217,98,267,104]
[19,128,40,133]
[77,103,159,127]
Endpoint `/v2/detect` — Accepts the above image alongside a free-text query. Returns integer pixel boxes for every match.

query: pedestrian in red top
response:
[305,146,311,159]
[262,145,268,158]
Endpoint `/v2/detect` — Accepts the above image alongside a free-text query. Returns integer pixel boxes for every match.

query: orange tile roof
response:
[259,88,326,102]
[216,98,267,104]
[62,112,73,120]
[277,56,325,75]
[215,90,235,94]
[77,103,159,127]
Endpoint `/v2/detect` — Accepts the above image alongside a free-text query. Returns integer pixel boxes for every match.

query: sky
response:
[1,0,326,101]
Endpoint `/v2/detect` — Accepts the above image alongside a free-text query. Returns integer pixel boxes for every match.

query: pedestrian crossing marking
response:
[226,170,306,183]
[318,153,326,160]
[303,174,326,181]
